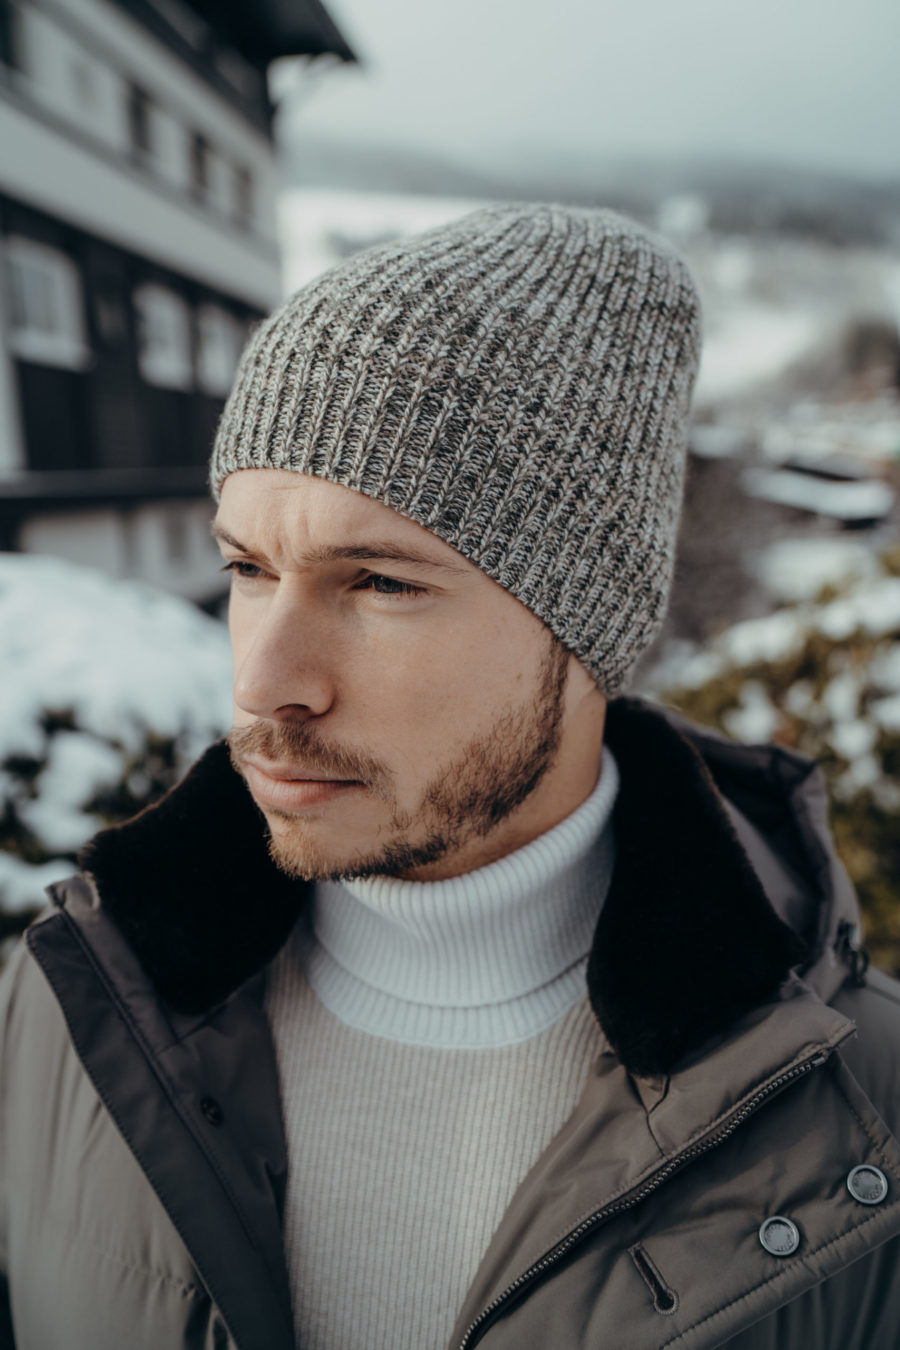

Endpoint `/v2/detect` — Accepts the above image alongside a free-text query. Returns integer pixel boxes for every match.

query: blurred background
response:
[1,0,899,969]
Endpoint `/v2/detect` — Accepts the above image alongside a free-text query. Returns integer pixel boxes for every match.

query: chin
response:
[263,820,334,882]
[262,814,370,882]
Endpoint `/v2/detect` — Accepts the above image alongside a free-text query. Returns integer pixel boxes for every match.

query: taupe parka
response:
[1,696,899,1349]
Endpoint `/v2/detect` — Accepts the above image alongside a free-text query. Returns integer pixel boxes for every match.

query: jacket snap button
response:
[758,1216,800,1256]
[201,1097,224,1127]
[846,1165,889,1205]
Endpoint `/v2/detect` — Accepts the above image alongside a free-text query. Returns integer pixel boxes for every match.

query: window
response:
[5,236,90,369]
[127,83,153,157]
[189,132,210,201]
[133,283,192,389]
[196,304,242,396]
[232,165,253,229]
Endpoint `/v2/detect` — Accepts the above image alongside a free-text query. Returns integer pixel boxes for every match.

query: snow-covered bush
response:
[660,542,900,975]
[0,555,233,952]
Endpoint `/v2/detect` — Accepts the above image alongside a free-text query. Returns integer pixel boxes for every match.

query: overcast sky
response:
[278,0,900,181]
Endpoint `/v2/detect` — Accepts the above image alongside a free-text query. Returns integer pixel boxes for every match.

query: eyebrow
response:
[210,522,469,575]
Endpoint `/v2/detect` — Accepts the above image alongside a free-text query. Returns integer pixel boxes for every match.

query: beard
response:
[227,634,570,881]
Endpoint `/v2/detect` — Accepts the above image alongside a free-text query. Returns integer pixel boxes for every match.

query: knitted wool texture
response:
[210,203,702,695]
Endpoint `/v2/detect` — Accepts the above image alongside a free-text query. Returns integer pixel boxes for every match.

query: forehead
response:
[215,469,471,570]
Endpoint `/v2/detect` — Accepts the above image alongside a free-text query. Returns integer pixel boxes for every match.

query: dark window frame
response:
[0,0,25,73]
[189,131,210,201]
[232,164,253,229]
[127,82,154,157]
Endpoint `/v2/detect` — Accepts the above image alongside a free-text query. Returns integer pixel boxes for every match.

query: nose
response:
[231,586,336,721]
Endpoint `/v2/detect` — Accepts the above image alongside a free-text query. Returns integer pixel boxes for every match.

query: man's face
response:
[217,470,604,882]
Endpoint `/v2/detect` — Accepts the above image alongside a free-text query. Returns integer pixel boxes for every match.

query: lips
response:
[243,757,358,784]
[241,758,364,812]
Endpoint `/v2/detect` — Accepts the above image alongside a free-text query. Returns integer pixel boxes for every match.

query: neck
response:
[284,744,621,1048]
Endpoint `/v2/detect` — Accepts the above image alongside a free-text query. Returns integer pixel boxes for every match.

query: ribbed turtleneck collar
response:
[290,744,620,1048]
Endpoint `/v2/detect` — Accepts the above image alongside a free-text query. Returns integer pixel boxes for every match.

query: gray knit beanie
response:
[210,203,702,696]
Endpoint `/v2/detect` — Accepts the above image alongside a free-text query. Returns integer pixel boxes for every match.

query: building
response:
[0,0,354,604]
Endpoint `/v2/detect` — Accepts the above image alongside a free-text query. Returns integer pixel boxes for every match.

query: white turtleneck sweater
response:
[264,744,620,1350]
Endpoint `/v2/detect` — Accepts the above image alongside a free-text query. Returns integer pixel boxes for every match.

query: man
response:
[1,204,899,1350]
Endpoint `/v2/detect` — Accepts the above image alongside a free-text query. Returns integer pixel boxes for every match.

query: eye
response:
[220,560,265,580]
[356,574,426,599]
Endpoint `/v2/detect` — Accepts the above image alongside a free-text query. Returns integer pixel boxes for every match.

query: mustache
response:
[227,721,391,794]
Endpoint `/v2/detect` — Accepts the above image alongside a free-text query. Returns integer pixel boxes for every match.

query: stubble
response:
[228,634,570,882]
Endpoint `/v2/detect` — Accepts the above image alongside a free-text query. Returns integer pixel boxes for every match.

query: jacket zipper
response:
[457,1049,831,1350]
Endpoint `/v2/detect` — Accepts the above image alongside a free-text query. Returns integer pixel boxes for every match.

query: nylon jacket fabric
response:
[1,695,899,1350]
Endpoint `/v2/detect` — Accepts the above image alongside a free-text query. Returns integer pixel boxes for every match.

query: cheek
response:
[356,632,516,734]
[336,643,467,749]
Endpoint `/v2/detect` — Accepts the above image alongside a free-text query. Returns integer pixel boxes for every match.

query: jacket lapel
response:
[26,875,296,1350]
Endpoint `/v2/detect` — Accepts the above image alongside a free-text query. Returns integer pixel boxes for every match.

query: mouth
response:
[241,757,364,812]
[243,757,358,783]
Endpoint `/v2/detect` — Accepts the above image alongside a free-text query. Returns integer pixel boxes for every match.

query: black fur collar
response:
[77,696,804,1077]
[596,698,806,1075]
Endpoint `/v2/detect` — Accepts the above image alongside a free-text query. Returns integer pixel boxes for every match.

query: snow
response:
[0,554,234,914]
[710,242,754,293]
[689,424,750,460]
[277,188,483,294]
[694,305,819,405]
[35,732,125,807]
[783,679,815,717]
[0,853,74,914]
[657,194,709,238]
[834,751,883,799]
[821,670,861,725]
[740,468,895,522]
[16,798,105,855]
[722,681,780,743]
[670,560,900,710]
[818,578,900,640]
[719,608,808,667]
[828,718,877,761]
[761,405,900,468]
[661,538,900,820]
[752,538,879,603]
[0,553,234,760]
[871,694,900,733]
